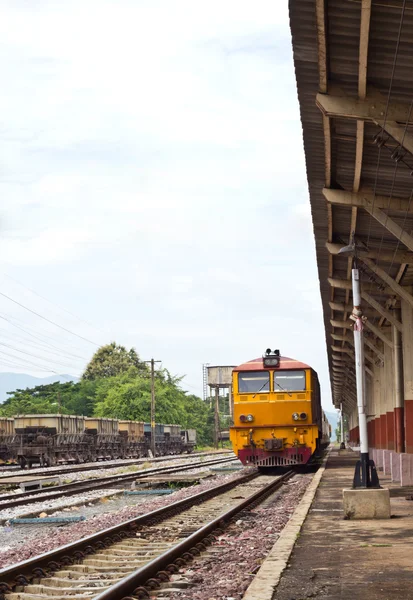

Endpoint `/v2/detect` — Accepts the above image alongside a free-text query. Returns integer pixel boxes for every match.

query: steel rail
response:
[0,456,239,511]
[95,470,294,600]
[0,469,260,590]
[0,450,232,479]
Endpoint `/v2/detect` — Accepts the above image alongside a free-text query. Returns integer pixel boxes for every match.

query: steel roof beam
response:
[316,88,413,126]
[364,338,384,362]
[360,257,413,310]
[361,291,403,331]
[332,318,393,348]
[329,296,402,330]
[328,277,393,295]
[364,205,413,254]
[329,300,378,319]
[323,189,413,213]
[326,241,413,265]
[316,89,413,156]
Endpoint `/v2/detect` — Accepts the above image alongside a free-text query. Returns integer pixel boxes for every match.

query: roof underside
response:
[289,0,413,409]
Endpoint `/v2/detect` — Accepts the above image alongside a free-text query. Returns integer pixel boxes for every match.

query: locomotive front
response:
[230,350,324,467]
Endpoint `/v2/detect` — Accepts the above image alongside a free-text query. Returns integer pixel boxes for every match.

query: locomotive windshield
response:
[238,371,270,393]
[274,370,306,392]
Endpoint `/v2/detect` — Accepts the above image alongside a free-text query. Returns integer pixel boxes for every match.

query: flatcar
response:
[230,349,330,468]
[1,414,197,468]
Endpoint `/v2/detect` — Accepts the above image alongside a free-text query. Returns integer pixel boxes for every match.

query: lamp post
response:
[338,241,379,488]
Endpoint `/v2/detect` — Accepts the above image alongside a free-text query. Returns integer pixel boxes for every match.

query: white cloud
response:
[0,1,333,409]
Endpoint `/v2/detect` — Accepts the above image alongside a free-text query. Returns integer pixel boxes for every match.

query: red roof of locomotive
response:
[233,356,311,372]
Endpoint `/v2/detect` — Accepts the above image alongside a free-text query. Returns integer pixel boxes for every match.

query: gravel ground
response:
[0,460,239,521]
[166,474,313,600]
[0,487,123,522]
[0,467,253,569]
[0,453,233,492]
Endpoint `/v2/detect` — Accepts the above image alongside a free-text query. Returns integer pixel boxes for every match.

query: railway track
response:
[0,450,232,479]
[0,456,239,511]
[0,469,293,600]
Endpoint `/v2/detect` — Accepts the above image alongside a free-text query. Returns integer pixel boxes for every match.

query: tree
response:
[82,342,147,381]
[94,367,213,445]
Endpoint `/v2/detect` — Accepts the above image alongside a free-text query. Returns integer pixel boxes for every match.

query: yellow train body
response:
[230,353,328,467]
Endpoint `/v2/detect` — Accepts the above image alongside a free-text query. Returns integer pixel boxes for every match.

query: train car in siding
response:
[230,350,330,468]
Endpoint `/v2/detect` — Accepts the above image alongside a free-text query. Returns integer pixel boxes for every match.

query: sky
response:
[0,0,334,411]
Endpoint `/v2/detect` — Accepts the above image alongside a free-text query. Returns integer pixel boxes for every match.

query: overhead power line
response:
[0,290,99,347]
[2,272,106,336]
[0,315,88,362]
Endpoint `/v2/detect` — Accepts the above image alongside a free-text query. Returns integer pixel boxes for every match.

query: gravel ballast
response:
[166,474,313,600]
[0,468,252,569]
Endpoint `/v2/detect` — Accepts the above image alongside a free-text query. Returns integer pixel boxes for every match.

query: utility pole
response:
[214,386,220,449]
[145,359,161,457]
[58,391,61,413]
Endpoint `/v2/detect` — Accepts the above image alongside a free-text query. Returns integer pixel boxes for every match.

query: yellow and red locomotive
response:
[230,350,330,467]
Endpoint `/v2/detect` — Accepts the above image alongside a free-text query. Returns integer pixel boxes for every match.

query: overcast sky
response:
[0,1,334,410]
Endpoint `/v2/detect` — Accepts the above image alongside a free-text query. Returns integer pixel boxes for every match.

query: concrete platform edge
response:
[242,450,330,600]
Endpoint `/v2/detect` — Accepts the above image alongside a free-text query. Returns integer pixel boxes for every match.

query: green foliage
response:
[82,342,147,381]
[94,367,213,445]
[0,344,214,445]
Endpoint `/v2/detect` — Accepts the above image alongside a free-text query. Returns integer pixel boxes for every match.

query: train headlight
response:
[263,348,280,367]
[246,414,254,422]
[239,414,247,423]
[292,412,299,421]
[300,412,307,420]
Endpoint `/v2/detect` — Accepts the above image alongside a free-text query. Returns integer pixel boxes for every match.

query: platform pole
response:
[340,402,345,449]
[351,268,379,488]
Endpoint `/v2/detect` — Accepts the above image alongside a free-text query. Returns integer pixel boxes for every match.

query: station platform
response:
[270,449,413,599]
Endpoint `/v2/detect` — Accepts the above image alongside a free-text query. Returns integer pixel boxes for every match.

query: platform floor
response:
[273,449,413,600]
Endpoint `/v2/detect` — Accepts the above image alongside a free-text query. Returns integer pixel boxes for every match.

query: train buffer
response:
[0,475,60,492]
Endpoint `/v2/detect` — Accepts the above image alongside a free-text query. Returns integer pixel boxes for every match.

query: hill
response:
[0,373,79,404]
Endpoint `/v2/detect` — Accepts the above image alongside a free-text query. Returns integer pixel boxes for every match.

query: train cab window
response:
[274,370,306,392]
[238,371,270,393]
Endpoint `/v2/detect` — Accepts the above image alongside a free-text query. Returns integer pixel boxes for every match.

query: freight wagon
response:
[0,415,197,468]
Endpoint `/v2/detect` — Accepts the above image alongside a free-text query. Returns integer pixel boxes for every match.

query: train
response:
[230,349,330,468]
[0,414,197,468]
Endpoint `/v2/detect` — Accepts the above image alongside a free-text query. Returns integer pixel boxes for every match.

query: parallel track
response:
[0,456,239,511]
[0,470,293,600]
[0,450,232,479]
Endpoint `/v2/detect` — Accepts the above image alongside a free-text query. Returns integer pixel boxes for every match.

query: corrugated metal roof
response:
[289,0,413,408]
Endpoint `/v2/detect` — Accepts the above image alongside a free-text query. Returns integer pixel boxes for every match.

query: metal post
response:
[150,358,156,457]
[340,402,345,449]
[144,358,161,456]
[351,268,379,488]
[214,386,220,449]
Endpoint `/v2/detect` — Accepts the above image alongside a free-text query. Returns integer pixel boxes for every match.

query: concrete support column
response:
[393,311,404,453]
[401,296,413,453]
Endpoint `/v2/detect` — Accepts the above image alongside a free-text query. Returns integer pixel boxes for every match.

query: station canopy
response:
[289,1,413,409]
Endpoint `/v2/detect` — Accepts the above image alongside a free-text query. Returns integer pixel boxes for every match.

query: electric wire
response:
[0,312,90,354]
[0,327,85,365]
[0,290,99,347]
[0,341,81,372]
[1,272,106,336]
[0,316,89,362]
[0,350,78,381]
